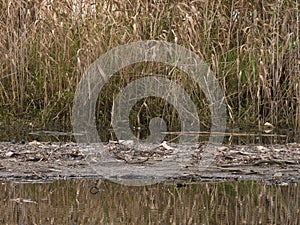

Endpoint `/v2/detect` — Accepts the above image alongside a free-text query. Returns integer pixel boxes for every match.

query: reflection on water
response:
[0,179,299,225]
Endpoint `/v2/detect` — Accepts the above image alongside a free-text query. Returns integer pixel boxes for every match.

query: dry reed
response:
[0,0,299,131]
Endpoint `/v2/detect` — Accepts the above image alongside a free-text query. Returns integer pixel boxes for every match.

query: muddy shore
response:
[0,141,299,184]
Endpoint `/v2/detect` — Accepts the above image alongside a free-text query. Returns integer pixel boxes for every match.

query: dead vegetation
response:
[0,141,299,183]
[0,0,299,130]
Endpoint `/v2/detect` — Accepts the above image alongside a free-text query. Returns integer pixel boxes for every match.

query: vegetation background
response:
[0,0,299,135]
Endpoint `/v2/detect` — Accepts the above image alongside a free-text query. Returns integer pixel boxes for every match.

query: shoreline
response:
[0,142,299,184]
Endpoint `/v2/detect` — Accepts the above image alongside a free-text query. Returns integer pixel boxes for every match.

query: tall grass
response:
[0,0,299,130]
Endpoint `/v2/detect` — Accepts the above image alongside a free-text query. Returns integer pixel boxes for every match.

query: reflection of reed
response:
[0,180,299,224]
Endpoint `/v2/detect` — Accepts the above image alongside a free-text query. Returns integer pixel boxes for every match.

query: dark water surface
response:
[1,124,299,145]
[0,179,299,225]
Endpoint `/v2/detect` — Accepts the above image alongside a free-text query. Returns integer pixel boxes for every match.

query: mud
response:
[0,141,299,184]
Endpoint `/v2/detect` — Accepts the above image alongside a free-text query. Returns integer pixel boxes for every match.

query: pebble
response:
[273,172,283,179]
[5,151,14,157]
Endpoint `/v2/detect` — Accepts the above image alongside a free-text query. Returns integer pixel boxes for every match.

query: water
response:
[0,123,298,145]
[0,179,299,225]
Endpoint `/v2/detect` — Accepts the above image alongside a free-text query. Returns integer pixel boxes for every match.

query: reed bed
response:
[0,0,299,131]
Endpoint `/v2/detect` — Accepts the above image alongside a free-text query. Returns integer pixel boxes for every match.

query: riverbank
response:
[0,141,299,184]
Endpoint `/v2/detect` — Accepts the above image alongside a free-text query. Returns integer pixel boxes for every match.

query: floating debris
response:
[10,198,38,204]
